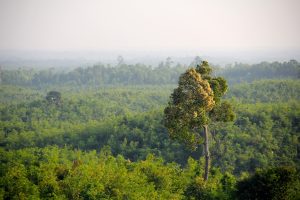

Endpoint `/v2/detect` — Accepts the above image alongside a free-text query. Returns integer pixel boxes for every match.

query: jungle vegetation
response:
[0,60,299,199]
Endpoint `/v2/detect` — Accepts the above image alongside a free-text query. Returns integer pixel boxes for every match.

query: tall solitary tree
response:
[164,61,235,181]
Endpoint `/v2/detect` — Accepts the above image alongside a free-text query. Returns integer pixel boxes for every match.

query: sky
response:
[0,0,300,55]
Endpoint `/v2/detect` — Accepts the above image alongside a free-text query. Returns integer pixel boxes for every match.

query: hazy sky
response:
[0,0,300,52]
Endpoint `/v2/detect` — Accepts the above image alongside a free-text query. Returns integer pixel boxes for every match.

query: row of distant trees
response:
[0,60,299,87]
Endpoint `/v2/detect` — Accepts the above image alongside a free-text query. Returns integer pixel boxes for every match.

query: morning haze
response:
[0,0,300,66]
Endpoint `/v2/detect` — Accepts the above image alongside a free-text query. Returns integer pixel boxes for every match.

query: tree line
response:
[1,60,299,87]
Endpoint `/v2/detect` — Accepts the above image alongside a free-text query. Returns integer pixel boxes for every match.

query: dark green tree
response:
[164,61,235,181]
[46,91,62,105]
[236,166,300,200]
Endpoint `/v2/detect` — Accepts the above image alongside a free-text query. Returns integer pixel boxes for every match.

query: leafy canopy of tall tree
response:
[164,61,235,180]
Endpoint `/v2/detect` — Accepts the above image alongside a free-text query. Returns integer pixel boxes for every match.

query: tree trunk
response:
[203,125,210,181]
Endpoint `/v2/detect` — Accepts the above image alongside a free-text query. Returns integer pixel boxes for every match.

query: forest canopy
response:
[0,60,299,199]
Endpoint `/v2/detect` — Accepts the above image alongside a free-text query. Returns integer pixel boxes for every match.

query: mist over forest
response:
[1,49,300,70]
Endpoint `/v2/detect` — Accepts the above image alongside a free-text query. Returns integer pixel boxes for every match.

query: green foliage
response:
[211,102,300,174]
[237,166,300,200]
[0,147,195,199]
[208,77,228,103]
[0,60,300,199]
[0,80,299,172]
[209,101,235,122]
[185,169,236,200]
[227,79,300,103]
[219,60,300,84]
[196,61,212,76]
[1,164,40,199]
[0,146,242,200]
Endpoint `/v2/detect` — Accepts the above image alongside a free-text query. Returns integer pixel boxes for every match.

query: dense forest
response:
[0,60,299,199]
